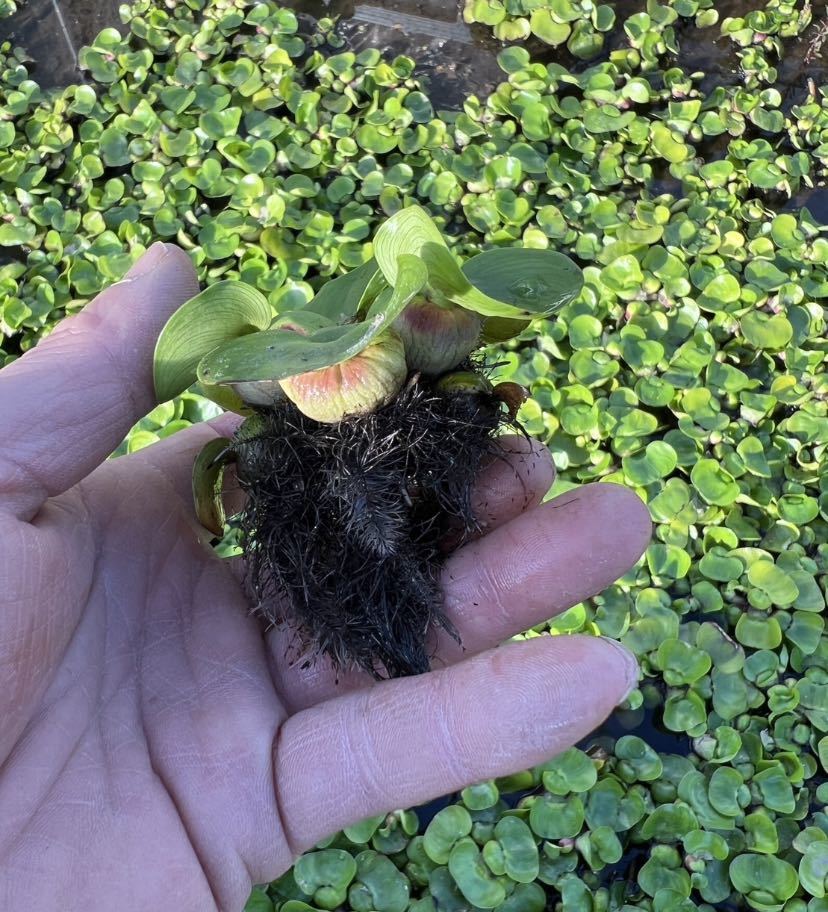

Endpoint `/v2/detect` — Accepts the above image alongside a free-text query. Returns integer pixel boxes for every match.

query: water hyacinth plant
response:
[153,205,583,676]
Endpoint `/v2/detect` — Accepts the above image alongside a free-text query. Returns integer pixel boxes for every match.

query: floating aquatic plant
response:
[153,205,583,676]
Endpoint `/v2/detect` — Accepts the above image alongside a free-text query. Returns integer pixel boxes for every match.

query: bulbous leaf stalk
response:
[393,293,483,376]
[280,330,407,423]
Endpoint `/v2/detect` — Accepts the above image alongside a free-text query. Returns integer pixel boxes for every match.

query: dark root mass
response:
[234,369,514,679]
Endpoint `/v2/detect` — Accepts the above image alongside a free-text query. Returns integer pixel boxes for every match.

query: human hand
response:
[0,244,651,912]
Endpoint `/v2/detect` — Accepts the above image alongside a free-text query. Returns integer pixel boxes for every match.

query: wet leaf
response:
[541,748,598,795]
[690,459,740,506]
[348,851,411,912]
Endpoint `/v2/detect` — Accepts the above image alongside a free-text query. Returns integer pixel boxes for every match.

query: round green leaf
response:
[491,817,539,884]
[294,849,358,911]
[348,851,411,912]
[800,842,828,898]
[741,311,793,350]
[747,561,799,606]
[423,807,472,865]
[690,459,740,506]
[729,855,798,906]
[529,8,570,45]
[448,838,506,909]
[541,748,597,795]
[529,795,585,839]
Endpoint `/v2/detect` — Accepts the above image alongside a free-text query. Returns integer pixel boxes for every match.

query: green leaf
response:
[699,548,744,581]
[663,690,707,735]
[655,639,711,685]
[744,811,779,854]
[0,220,36,246]
[198,256,427,387]
[799,842,828,899]
[529,795,585,839]
[583,106,636,134]
[741,311,793,350]
[623,441,678,485]
[753,766,796,814]
[0,121,15,148]
[462,248,584,320]
[690,459,740,506]
[448,838,506,909]
[192,437,233,536]
[491,817,539,884]
[461,782,499,811]
[747,561,799,606]
[343,815,386,845]
[647,544,691,581]
[374,206,468,293]
[529,8,570,45]
[541,748,597,795]
[708,767,747,817]
[615,735,664,781]
[153,281,273,402]
[744,260,789,291]
[699,273,741,307]
[294,850,358,911]
[348,851,411,912]
[303,258,382,324]
[374,205,582,319]
[600,254,644,296]
[423,807,472,865]
[729,855,798,905]
[244,887,275,912]
[640,804,699,842]
[651,123,690,163]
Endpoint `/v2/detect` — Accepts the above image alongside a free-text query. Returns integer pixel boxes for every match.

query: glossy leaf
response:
[294,850,358,911]
[423,807,472,865]
[448,837,506,909]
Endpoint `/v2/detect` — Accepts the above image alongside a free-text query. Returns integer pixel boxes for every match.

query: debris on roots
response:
[233,369,513,679]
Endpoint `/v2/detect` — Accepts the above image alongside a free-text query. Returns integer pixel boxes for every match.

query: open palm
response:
[0,245,650,912]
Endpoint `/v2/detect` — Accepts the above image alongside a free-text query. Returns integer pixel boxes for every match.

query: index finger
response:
[0,244,198,521]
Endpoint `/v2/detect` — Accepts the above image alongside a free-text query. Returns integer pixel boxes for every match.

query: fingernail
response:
[123,242,171,281]
[600,637,640,702]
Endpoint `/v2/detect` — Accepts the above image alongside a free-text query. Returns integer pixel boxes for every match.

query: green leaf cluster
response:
[152,205,581,409]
